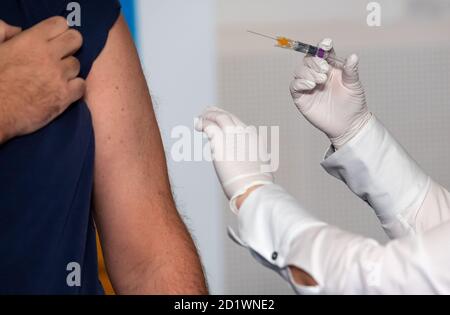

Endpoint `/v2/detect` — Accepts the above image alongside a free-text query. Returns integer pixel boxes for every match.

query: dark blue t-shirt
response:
[0,0,121,294]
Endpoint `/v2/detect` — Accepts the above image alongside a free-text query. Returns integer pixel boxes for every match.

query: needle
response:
[247,30,278,41]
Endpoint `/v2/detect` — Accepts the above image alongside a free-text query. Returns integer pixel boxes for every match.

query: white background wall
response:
[135,0,224,293]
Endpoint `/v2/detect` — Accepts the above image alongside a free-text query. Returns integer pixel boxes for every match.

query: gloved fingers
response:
[206,106,247,128]
[290,78,316,98]
[195,118,222,141]
[317,38,333,52]
[317,37,342,68]
[205,106,225,113]
[200,108,237,129]
[300,38,333,73]
[342,53,360,87]
[227,112,247,128]
[295,65,328,85]
[194,116,208,132]
[303,55,330,74]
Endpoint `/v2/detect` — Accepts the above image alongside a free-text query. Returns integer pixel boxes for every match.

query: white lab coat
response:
[229,116,450,294]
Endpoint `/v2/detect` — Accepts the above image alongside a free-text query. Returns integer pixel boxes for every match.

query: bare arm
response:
[85,15,207,294]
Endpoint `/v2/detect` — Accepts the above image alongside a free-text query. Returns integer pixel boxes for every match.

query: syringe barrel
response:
[293,42,326,59]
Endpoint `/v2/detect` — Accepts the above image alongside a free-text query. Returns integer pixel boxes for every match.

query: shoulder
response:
[64,0,121,34]
[64,0,122,78]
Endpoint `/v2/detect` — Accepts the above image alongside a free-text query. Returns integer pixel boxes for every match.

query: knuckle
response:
[72,57,81,70]
[216,113,229,121]
[289,80,299,93]
[49,16,68,29]
[47,104,62,119]
[68,80,86,100]
[67,29,83,45]
[79,81,87,94]
[58,84,71,105]
[289,80,296,89]
[291,80,301,91]
[76,79,86,93]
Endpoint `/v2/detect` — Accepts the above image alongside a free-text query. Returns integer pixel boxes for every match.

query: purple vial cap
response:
[317,48,326,58]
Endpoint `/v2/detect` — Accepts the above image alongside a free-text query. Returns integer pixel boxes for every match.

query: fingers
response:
[207,106,246,127]
[317,38,333,52]
[29,16,69,40]
[295,65,328,85]
[290,79,316,102]
[196,107,249,142]
[199,108,237,130]
[303,55,330,74]
[50,28,83,59]
[65,78,86,105]
[300,38,333,73]
[0,20,22,43]
[342,53,360,87]
[293,37,334,93]
[195,118,221,141]
[61,56,81,80]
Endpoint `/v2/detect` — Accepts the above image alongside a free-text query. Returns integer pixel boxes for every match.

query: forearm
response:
[322,116,433,238]
[235,184,450,294]
[106,199,207,294]
[140,234,208,295]
[93,154,207,294]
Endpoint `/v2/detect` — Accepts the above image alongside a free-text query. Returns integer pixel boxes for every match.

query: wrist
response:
[235,185,265,210]
[331,112,373,150]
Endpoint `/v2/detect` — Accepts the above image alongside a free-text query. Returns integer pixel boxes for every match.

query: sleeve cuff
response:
[236,184,323,267]
[227,184,326,294]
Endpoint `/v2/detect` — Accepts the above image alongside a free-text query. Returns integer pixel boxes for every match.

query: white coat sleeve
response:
[321,115,450,238]
[231,184,450,294]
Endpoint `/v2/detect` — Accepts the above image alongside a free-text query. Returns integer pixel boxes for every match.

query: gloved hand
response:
[195,107,274,212]
[290,38,372,149]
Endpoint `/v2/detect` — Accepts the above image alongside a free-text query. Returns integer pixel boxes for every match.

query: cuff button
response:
[272,252,278,260]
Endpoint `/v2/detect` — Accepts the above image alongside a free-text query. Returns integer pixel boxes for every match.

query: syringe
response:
[248,31,345,66]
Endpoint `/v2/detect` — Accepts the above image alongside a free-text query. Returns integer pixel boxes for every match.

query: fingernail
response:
[306,80,316,88]
[315,58,330,72]
[321,38,333,50]
[318,73,327,83]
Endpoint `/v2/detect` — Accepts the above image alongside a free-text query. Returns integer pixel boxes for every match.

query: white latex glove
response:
[195,107,274,212]
[290,38,372,149]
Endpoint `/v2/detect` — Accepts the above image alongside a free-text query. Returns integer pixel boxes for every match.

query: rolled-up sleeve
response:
[231,184,450,294]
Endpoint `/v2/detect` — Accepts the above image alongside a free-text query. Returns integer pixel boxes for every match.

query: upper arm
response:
[84,15,184,290]
[86,15,169,193]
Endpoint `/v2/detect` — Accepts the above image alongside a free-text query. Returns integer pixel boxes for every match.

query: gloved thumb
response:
[318,38,333,52]
[342,54,360,87]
